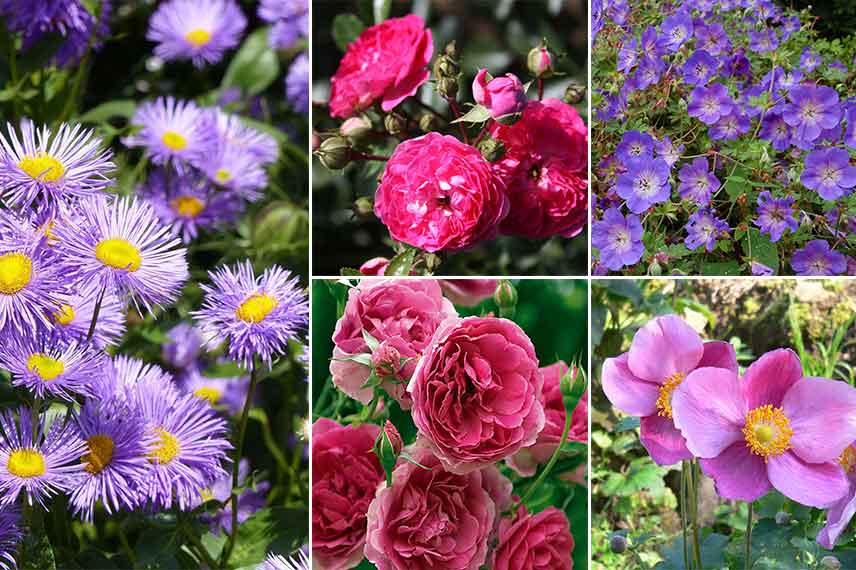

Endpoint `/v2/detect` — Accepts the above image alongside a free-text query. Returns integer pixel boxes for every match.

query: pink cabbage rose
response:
[330,279,456,407]
[329,15,433,118]
[439,279,498,306]
[508,361,588,476]
[408,316,544,474]
[490,98,588,239]
[364,444,511,570]
[601,315,737,465]
[472,69,528,119]
[672,348,856,508]
[374,132,509,252]
[312,419,384,570]
[491,505,574,570]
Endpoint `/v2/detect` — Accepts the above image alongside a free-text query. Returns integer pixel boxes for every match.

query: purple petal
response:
[700,442,772,502]
[601,353,661,417]
[742,348,802,409]
[698,340,738,372]
[639,414,693,465]
[768,452,849,508]
[817,479,856,549]
[672,367,746,458]
[628,315,704,382]
[782,377,856,463]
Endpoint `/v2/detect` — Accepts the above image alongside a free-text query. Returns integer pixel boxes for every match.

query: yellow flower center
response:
[162,130,187,151]
[236,293,278,323]
[18,153,65,182]
[200,488,214,502]
[193,386,222,405]
[27,353,65,381]
[743,404,793,461]
[655,372,685,418]
[95,238,141,272]
[0,252,33,295]
[82,434,115,474]
[185,29,212,47]
[170,195,205,218]
[840,446,856,474]
[214,168,232,183]
[54,304,76,326]
[7,449,46,478]
[149,428,181,465]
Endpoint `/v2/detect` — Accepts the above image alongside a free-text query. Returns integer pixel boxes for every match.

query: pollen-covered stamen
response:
[149,428,181,465]
[82,434,115,474]
[7,448,46,478]
[655,372,686,418]
[27,353,65,381]
[18,153,65,182]
[185,28,212,47]
[236,293,279,323]
[95,238,142,272]
[743,404,793,461]
[840,446,856,474]
[162,130,188,151]
[0,252,33,295]
[193,387,222,405]
[171,195,206,218]
[54,304,76,326]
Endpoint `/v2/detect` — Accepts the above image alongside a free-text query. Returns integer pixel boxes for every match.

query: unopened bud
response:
[648,261,662,276]
[560,365,585,411]
[493,280,517,316]
[477,137,505,163]
[384,113,406,135]
[609,535,627,554]
[444,40,459,58]
[419,113,439,133]
[527,41,554,79]
[774,511,791,525]
[371,341,402,378]
[382,420,403,456]
[563,81,586,105]
[315,137,351,170]
[433,54,460,79]
[821,556,841,570]
[340,116,372,142]
[353,197,374,218]
[437,76,459,99]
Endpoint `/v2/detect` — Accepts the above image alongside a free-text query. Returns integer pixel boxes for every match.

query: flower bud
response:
[437,76,459,99]
[382,420,403,456]
[821,556,841,570]
[315,136,351,170]
[648,261,662,276]
[375,419,403,486]
[563,81,587,105]
[384,113,406,135]
[609,534,627,554]
[371,341,402,378]
[443,40,459,59]
[352,196,374,218]
[774,511,791,525]
[419,113,439,133]
[473,69,527,121]
[493,280,517,317]
[340,116,373,142]
[477,137,505,163]
[560,365,586,412]
[527,41,554,78]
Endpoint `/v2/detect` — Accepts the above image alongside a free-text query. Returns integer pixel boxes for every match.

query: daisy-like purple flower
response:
[259,551,309,570]
[286,52,309,115]
[783,85,843,145]
[791,240,847,276]
[194,459,268,533]
[147,0,246,68]
[681,50,718,86]
[69,398,152,522]
[193,261,309,369]
[685,208,728,252]
[100,355,179,403]
[259,0,308,51]
[0,407,86,508]
[759,111,793,151]
[200,144,269,201]
[0,334,105,401]
[800,147,856,201]
[754,191,798,243]
[657,11,692,53]
[615,157,671,213]
[709,110,750,141]
[615,130,655,163]
[592,207,644,271]
[0,505,21,570]
[162,322,203,370]
[672,349,856,507]
[677,157,719,205]
[51,280,126,349]
[688,83,734,125]
[0,120,113,212]
[202,109,279,164]
[123,97,210,170]
[181,368,249,416]
[53,196,189,313]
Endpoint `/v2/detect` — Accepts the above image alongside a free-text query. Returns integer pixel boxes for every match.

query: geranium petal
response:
[782,377,856,463]
[700,443,771,502]
[672,367,746,458]
[768,452,848,508]
[628,315,704,381]
[742,348,802,409]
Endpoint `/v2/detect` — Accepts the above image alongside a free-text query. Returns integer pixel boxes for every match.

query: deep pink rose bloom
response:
[601,315,738,465]
[490,99,589,239]
[312,419,384,570]
[508,361,588,476]
[408,316,544,474]
[329,15,433,118]
[358,257,389,275]
[491,505,574,570]
[672,348,856,508]
[440,279,498,306]
[364,444,512,570]
[818,442,856,549]
[330,279,457,407]
[374,132,509,252]
[472,69,528,119]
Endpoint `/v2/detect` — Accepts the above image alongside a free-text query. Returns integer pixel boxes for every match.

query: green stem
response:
[745,502,753,570]
[680,461,690,570]
[180,515,218,569]
[688,461,703,569]
[86,286,106,342]
[8,34,20,121]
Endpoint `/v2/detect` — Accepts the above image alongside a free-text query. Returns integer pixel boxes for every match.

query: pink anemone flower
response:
[817,442,856,549]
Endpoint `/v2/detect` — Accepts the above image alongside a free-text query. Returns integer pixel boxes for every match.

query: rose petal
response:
[639,414,693,465]
[628,315,704,381]
[601,353,660,417]
[700,443,771,502]
[741,348,802,409]
[767,452,849,508]
[698,340,738,372]
[782,377,856,463]
[672,367,746,458]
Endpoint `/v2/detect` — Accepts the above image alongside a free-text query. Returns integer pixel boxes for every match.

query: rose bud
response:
[418,113,439,133]
[437,76,458,99]
[384,113,406,135]
[315,136,351,170]
[371,341,402,378]
[527,41,554,78]
[493,280,517,314]
[477,136,505,163]
[340,116,373,142]
[472,69,528,122]
[564,80,587,104]
[382,420,403,455]
[352,196,374,218]
[358,257,389,276]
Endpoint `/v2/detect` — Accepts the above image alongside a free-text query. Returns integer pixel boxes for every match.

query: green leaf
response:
[451,104,492,124]
[741,228,779,274]
[373,0,392,23]
[230,507,308,567]
[699,260,742,276]
[222,27,280,96]
[78,100,137,123]
[384,248,415,276]
[656,532,728,569]
[332,14,366,52]
[135,528,180,569]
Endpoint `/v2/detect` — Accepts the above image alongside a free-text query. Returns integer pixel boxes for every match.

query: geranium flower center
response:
[215,168,232,183]
[162,130,188,151]
[193,386,222,405]
[95,238,142,272]
[83,434,115,474]
[7,449,46,478]
[150,428,181,464]
[655,372,685,418]
[171,195,206,218]
[185,28,212,47]
[236,293,278,323]
[610,228,631,251]
[743,404,793,460]
[54,304,76,326]
[18,153,65,182]
[0,252,33,295]
[27,353,65,381]
[840,446,856,474]
[810,258,829,273]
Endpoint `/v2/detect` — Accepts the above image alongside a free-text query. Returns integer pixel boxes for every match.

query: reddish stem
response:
[448,99,469,144]
[538,79,544,101]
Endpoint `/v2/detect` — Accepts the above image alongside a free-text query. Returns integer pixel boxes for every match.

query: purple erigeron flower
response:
[162,322,203,370]
[50,280,126,349]
[0,505,21,570]
[201,109,279,164]
[791,240,847,276]
[678,157,720,205]
[259,551,309,570]
[801,148,856,201]
[783,85,842,145]
[181,368,249,416]
[258,0,308,50]
[123,97,210,171]
[684,209,728,252]
[286,52,310,114]
[687,83,734,125]
[681,50,718,86]
[193,459,268,533]
[754,191,798,243]
[615,157,671,213]
[591,207,644,271]
[147,0,246,68]
[615,130,655,163]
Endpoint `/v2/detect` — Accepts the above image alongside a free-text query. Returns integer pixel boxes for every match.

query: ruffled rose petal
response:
[601,353,660,417]
[698,340,738,372]
[628,315,703,382]
[639,414,692,465]
[782,377,856,464]
[700,442,771,502]
[741,348,802,409]
[672,367,746,458]
[767,451,849,508]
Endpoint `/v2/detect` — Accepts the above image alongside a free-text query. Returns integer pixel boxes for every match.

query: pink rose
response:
[490,98,589,239]
[330,279,457,407]
[312,419,384,570]
[491,506,574,570]
[408,316,544,474]
[508,361,588,476]
[364,444,511,570]
[374,132,509,252]
[358,257,389,275]
[439,279,498,306]
[329,15,433,118]
[472,69,528,119]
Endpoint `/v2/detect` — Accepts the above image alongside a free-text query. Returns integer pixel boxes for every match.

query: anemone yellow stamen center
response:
[171,195,205,218]
[0,252,33,295]
[149,428,180,465]
[7,449,46,478]
[743,404,793,461]
[54,304,76,326]
[162,130,187,151]
[236,293,278,323]
[27,353,65,381]
[840,446,856,474]
[214,169,232,183]
[82,434,115,474]
[95,238,141,272]
[655,372,685,418]
[193,386,222,405]
[185,29,212,47]
[18,153,65,182]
